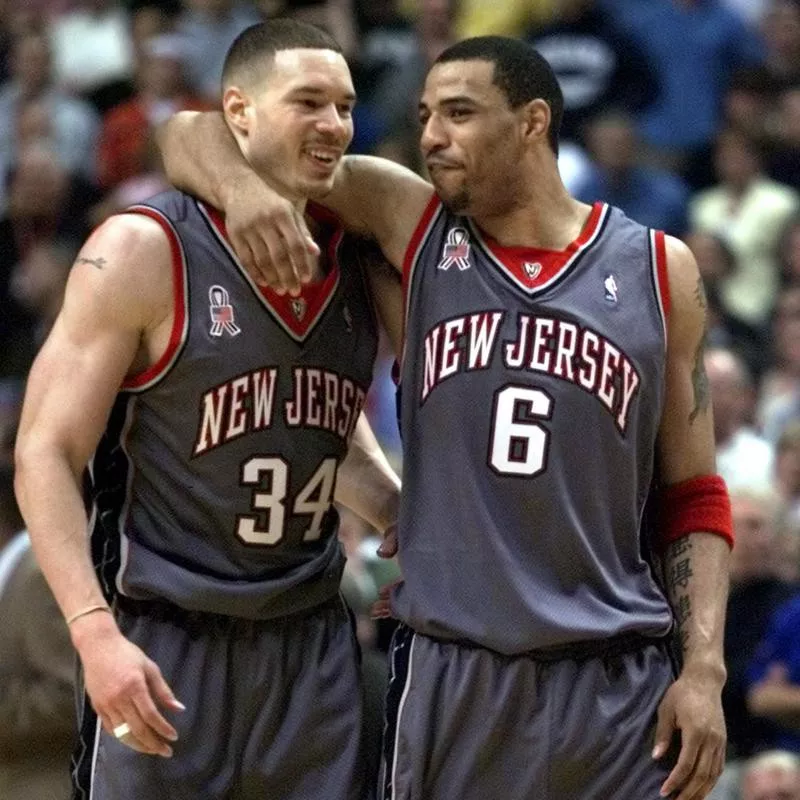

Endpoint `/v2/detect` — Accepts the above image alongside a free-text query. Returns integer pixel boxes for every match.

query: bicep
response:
[17,297,139,473]
[656,236,716,483]
[16,217,167,472]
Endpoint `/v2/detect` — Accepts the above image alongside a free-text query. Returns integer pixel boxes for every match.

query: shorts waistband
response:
[423,628,671,663]
[114,593,342,636]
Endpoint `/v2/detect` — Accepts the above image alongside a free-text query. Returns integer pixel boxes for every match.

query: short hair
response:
[434,36,564,155]
[221,18,341,91]
[744,749,800,778]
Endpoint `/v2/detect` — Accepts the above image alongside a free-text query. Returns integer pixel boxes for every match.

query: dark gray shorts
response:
[380,625,678,800]
[72,595,367,800]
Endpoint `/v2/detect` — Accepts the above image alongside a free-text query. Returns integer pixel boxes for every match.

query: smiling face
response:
[224,47,355,202]
[418,59,535,217]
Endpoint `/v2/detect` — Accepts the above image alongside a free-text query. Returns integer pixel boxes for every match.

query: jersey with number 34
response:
[87,191,378,619]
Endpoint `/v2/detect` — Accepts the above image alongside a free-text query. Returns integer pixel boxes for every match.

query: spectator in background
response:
[350,0,458,169]
[740,751,800,800]
[0,29,99,188]
[178,0,262,102]
[97,34,212,191]
[600,0,763,185]
[400,0,553,39]
[774,423,800,516]
[761,0,800,89]
[759,290,800,442]
[0,380,22,469]
[725,487,797,760]
[0,143,94,378]
[690,127,799,328]
[0,466,75,800]
[7,239,77,374]
[724,67,779,151]
[706,347,775,491]
[769,87,800,192]
[48,0,136,111]
[527,0,660,145]
[688,230,767,378]
[575,109,689,236]
[747,590,800,753]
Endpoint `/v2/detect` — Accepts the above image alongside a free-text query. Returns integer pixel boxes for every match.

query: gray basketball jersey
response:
[88,191,378,618]
[391,198,673,653]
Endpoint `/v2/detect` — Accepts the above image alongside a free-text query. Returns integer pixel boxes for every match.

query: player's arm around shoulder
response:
[330,155,435,269]
[651,235,731,800]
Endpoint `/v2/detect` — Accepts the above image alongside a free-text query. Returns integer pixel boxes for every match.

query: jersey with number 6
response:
[391,198,674,653]
[87,190,378,619]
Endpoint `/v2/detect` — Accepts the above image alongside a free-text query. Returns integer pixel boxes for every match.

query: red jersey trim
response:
[197,201,341,342]
[120,206,188,391]
[399,192,441,377]
[470,202,608,295]
[650,229,671,344]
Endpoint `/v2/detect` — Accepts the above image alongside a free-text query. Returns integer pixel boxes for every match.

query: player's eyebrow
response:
[418,95,479,114]
[290,85,357,103]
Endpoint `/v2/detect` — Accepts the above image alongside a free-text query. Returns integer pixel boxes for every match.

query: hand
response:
[73,615,184,757]
[377,523,398,559]
[224,172,319,295]
[371,578,402,619]
[653,667,726,800]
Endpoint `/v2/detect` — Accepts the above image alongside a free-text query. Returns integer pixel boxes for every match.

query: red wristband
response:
[656,475,734,550]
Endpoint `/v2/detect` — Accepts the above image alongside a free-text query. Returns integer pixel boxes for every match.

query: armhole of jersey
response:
[399,192,441,376]
[649,229,671,346]
[120,206,189,391]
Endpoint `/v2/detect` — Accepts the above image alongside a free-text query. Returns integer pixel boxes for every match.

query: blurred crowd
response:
[3,0,800,798]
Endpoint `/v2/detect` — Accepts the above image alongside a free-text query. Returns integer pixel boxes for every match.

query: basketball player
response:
[14,20,400,800]
[159,37,733,800]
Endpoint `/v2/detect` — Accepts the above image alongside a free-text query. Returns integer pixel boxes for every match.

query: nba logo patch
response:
[604,274,619,303]
[208,285,241,337]
[438,227,471,271]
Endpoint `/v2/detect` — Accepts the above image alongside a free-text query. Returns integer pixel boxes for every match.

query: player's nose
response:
[420,114,447,155]
[315,103,349,140]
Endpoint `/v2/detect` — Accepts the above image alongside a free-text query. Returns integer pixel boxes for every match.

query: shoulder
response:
[65,211,176,331]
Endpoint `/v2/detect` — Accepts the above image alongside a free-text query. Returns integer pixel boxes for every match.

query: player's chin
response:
[300,173,337,199]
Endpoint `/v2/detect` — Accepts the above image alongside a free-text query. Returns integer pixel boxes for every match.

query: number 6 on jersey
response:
[489,385,553,477]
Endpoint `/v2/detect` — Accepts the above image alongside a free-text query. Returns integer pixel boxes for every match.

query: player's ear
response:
[223,86,253,135]
[521,99,551,147]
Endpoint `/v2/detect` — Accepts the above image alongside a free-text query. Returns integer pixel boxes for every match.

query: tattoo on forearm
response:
[76,256,107,270]
[666,539,694,654]
[689,277,710,424]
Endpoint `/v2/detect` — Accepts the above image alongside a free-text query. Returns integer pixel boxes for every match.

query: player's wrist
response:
[69,606,120,652]
[680,655,727,688]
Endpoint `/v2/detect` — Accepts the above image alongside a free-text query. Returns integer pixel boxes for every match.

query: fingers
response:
[660,730,700,798]
[118,698,174,757]
[377,524,398,558]
[146,660,186,713]
[671,739,725,800]
[96,662,184,758]
[227,207,319,296]
[371,579,403,619]
[102,712,157,756]
[652,696,675,761]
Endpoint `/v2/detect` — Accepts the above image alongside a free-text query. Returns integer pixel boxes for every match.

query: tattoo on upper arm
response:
[666,538,694,653]
[689,276,710,424]
[76,256,107,270]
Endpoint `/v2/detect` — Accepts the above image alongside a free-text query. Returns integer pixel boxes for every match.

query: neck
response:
[474,170,589,250]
